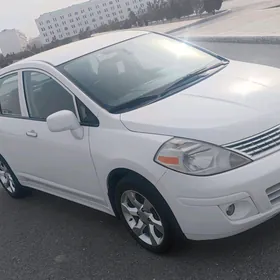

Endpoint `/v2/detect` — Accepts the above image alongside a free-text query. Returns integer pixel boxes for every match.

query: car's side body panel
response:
[0,61,113,215]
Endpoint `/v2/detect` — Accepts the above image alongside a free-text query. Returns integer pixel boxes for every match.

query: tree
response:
[204,0,223,14]
[129,10,138,25]
[191,0,204,15]
[79,26,92,40]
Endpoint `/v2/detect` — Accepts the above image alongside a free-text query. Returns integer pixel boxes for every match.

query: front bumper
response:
[156,149,280,240]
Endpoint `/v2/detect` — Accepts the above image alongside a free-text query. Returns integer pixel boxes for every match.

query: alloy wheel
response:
[121,190,164,246]
[0,161,16,194]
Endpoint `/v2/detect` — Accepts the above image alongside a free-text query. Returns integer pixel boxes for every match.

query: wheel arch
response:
[107,167,184,241]
[107,168,149,218]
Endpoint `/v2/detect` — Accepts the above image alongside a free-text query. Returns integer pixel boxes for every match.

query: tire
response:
[0,156,31,198]
[115,174,182,253]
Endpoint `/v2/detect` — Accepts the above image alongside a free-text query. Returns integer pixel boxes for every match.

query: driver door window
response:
[23,71,76,120]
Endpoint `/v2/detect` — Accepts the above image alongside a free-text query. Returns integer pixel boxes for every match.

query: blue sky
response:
[0,0,87,38]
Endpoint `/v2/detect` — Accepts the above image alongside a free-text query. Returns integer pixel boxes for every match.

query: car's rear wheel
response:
[0,156,30,198]
[115,174,182,253]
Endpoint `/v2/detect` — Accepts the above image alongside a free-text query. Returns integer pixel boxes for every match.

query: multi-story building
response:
[35,0,148,45]
[0,29,28,56]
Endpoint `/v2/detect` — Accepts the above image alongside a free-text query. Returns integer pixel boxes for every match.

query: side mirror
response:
[47,110,84,140]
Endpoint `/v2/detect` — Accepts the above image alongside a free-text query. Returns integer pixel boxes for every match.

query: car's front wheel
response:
[115,174,181,253]
[0,156,30,198]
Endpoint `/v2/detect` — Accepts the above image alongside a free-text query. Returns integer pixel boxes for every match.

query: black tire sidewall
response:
[115,175,176,253]
[0,155,30,198]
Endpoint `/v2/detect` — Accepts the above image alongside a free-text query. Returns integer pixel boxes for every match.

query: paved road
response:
[2,43,280,280]
[192,41,280,69]
[222,0,275,11]
[172,0,280,38]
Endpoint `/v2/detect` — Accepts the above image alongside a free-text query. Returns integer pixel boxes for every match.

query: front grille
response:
[224,125,280,158]
[266,183,280,206]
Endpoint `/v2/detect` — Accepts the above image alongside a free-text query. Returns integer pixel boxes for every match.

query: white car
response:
[1,31,280,253]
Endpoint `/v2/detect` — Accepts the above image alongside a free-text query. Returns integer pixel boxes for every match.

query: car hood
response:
[120,61,280,145]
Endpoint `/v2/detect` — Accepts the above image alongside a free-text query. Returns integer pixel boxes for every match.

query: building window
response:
[106,14,110,17]
[111,6,115,10]
[117,4,121,8]
[120,15,124,19]
[81,9,85,13]
[97,10,101,14]
[55,23,59,27]
[80,28,84,32]
[60,16,64,19]
[115,0,120,2]
[96,5,100,8]
[40,21,43,25]
[104,8,108,12]
[78,22,82,26]
[73,30,78,34]
[109,1,113,4]
[140,3,144,7]
[53,18,57,21]
[112,12,116,15]
[125,2,129,5]
[119,10,123,13]
[99,16,103,20]
[46,39,50,43]
[94,24,97,28]
[92,18,96,22]
[64,27,68,30]
[46,20,50,23]
[70,19,74,23]
[85,20,89,24]
[88,7,93,11]
[90,12,94,16]
[71,24,76,28]
[68,13,72,17]
[76,17,80,21]
[57,29,61,33]
[66,32,70,36]
[102,3,106,6]
[75,11,78,15]
[83,15,87,18]
[43,33,47,37]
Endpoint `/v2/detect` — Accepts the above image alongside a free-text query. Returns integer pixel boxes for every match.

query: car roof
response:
[1,30,149,74]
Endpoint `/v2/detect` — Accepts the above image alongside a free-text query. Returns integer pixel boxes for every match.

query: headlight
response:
[154,138,252,176]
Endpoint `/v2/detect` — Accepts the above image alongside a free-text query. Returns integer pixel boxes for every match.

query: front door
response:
[0,70,106,208]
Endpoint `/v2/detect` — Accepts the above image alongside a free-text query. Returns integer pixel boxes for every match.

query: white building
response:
[0,29,28,56]
[35,0,148,45]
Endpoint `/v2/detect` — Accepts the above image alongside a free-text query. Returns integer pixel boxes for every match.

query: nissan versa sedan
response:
[1,31,280,253]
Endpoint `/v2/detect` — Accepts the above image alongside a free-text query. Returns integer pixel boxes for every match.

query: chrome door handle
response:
[26,130,38,138]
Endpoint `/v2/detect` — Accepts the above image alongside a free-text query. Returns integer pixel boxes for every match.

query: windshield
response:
[58,33,221,112]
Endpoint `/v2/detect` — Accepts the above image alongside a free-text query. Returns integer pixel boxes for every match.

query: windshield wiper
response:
[163,61,229,93]
[111,61,229,114]
[109,94,160,113]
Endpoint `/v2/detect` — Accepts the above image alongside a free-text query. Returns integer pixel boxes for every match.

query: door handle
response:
[26,130,38,138]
